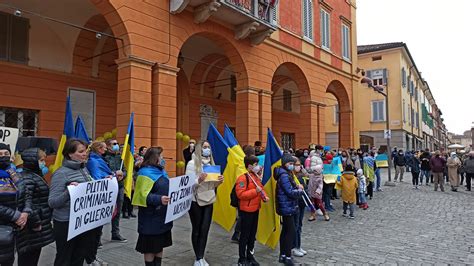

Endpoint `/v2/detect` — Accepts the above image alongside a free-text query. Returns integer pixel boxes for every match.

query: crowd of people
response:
[0,138,473,266]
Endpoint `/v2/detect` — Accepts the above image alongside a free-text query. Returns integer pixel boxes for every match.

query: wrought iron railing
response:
[224,0,274,24]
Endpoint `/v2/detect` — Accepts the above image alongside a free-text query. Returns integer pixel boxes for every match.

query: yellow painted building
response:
[326,42,442,151]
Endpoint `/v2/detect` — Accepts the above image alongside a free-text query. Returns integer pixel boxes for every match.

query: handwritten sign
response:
[67,178,118,240]
[165,174,196,224]
[0,127,19,153]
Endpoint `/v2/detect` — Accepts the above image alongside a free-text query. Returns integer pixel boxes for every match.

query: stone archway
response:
[326,80,352,148]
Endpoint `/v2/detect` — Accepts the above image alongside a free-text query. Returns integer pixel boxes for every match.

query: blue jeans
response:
[293,206,305,249]
[375,168,381,190]
[420,170,431,184]
[358,192,367,204]
[343,202,355,216]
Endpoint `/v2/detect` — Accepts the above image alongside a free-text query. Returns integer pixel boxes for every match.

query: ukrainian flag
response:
[51,97,74,173]
[375,154,389,168]
[257,128,282,249]
[223,124,245,158]
[207,124,246,231]
[132,166,166,207]
[121,113,135,199]
[74,115,90,143]
[363,156,376,182]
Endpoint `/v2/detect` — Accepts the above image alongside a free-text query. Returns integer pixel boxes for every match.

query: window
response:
[68,88,96,138]
[403,100,406,122]
[0,11,29,64]
[302,0,313,40]
[341,24,350,60]
[401,67,407,88]
[320,9,330,49]
[372,56,382,61]
[411,108,415,126]
[415,112,419,128]
[0,107,38,136]
[281,132,295,151]
[371,100,385,122]
[409,80,414,95]
[334,104,339,124]
[414,87,418,101]
[367,69,387,86]
[283,89,292,111]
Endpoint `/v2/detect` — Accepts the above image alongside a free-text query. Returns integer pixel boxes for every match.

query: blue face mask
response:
[159,158,166,168]
[39,161,49,175]
[202,148,211,157]
[112,144,120,152]
[287,164,295,171]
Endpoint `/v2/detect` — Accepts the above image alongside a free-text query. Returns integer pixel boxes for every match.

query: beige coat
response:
[447,157,461,187]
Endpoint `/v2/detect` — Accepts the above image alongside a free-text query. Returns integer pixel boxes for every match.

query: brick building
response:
[0,0,358,175]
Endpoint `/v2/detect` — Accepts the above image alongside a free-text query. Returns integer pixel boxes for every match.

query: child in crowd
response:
[339,165,358,219]
[307,165,330,221]
[291,159,308,257]
[356,169,368,210]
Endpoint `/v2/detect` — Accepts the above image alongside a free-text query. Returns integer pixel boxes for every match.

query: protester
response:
[133,147,172,266]
[394,149,406,182]
[307,165,329,221]
[356,169,368,210]
[363,152,375,200]
[235,155,268,266]
[16,148,54,266]
[339,165,358,219]
[48,138,96,266]
[291,159,307,258]
[185,141,223,266]
[322,153,335,212]
[340,150,353,169]
[304,150,322,171]
[409,152,421,189]
[419,149,431,185]
[254,141,264,156]
[447,152,461,192]
[430,151,446,192]
[183,139,196,168]
[463,151,474,191]
[274,154,303,266]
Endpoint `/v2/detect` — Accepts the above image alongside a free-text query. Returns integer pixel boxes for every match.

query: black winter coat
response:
[16,148,54,254]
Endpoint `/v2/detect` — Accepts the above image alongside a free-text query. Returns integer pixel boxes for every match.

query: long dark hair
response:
[141,147,163,168]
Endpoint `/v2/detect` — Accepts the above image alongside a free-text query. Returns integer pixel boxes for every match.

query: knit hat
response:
[281,153,297,165]
[356,169,363,177]
[0,143,11,154]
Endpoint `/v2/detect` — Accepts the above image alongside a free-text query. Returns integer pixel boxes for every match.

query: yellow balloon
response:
[103,132,113,140]
[96,136,105,142]
[182,135,190,143]
[111,128,118,138]
[176,132,183,140]
[176,161,185,169]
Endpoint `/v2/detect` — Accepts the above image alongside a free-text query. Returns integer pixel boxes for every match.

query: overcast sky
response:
[356,0,473,135]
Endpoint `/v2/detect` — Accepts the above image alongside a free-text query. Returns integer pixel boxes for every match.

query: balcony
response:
[170,0,278,45]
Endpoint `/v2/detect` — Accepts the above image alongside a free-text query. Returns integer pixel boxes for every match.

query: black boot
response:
[284,257,295,266]
[237,258,247,266]
[247,254,260,266]
[278,255,286,263]
[154,257,162,266]
[145,261,154,266]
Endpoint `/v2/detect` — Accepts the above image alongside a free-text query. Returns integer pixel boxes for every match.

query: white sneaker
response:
[299,248,307,255]
[292,248,304,257]
[193,260,202,266]
[316,209,323,216]
[88,258,107,266]
[202,258,209,266]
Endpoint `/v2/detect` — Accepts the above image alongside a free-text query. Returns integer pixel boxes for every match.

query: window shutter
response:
[320,9,324,45]
[372,102,377,121]
[307,0,313,40]
[271,4,278,25]
[303,0,308,38]
[382,68,388,85]
[0,13,7,60]
[401,68,406,87]
[9,16,29,63]
[379,101,384,121]
[366,70,373,79]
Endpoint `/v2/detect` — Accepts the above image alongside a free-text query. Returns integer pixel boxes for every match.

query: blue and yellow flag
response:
[363,156,376,182]
[132,166,166,207]
[207,124,246,231]
[74,116,90,143]
[121,113,135,199]
[52,97,74,173]
[375,154,389,168]
[257,128,282,249]
[223,124,245,158]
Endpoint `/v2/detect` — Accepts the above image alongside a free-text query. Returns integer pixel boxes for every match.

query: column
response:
[300,101,322,148]
[258,90,272,145]
[115,55,154,147]
[339,109,353,148]
[152,63,180,176]
[236,87,260,145]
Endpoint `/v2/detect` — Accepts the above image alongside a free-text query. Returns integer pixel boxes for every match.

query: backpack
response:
[230,174,249,208]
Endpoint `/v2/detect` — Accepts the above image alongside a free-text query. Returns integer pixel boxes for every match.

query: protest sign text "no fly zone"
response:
[165,174,196,224]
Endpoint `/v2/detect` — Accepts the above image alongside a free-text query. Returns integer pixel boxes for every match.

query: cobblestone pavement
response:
[32,169,474,265]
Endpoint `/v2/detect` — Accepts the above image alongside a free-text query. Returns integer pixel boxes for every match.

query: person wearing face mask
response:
[15,148,53,266]
[394,149,407,182]
[185,141,223,266]
[274,154,303,266]
[0,143,30,266]
[104,138,127,243]
[447,152,461,192]
[132,147,172,266]
[307,165,329,222]
[183,140,196,169]
[462,151,474,191]
[235,155,268,266]
[429,151,447,192]
[48,138,96,266]
[291,159,308,258]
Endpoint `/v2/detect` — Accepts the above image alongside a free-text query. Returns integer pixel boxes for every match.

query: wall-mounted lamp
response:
[14,10,21,17]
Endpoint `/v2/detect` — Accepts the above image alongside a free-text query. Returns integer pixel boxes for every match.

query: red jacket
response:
[235,172,267,212]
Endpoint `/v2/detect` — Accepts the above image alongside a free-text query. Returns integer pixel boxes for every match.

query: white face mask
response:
[295,165,302,172]
[251,165,261,174]
[189,143,195,149]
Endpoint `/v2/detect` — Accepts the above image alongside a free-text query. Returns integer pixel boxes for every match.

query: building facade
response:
[0,0,359,175]
[331,42,447,152]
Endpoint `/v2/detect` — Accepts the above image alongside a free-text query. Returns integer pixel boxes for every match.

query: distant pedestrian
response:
[430,151,446,192]
[183,139,196,169]
[394,149,406,182]
[339,165,358,219]
[419,149,431,185]
[447,152,461,192]
[292,159,308,258]
[356,169,368,210]
[462,151,474,191]
[307,165,329,222]
[408,152,420,189]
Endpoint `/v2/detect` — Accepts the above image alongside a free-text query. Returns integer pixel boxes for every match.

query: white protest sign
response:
[67,178,118,240]
[0,127,19,153]
[165,174,196,224]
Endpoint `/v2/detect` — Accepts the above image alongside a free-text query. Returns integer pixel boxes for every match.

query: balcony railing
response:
[223,0,274,25]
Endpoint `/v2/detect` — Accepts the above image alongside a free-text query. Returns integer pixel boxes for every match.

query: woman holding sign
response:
[185,141,223,266]
[132,147,172,266]
[48,138,96,266]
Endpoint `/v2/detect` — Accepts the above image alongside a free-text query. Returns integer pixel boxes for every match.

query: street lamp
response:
[361,77,394,185]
